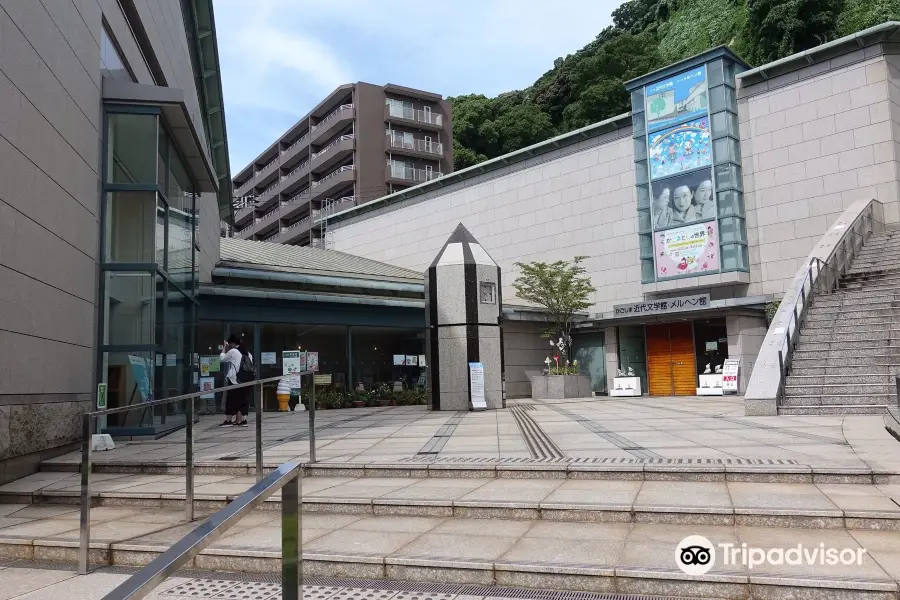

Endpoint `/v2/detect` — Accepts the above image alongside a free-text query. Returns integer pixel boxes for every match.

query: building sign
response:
[614,294,711,317]
[655,221,719,278]
[97,383,107,410]
[645,66,708,133]
[648,117,711,180]
[468,362,487,410]
[722,359,739,393]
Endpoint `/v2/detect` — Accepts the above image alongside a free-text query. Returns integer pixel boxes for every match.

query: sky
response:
[214,0,622,172]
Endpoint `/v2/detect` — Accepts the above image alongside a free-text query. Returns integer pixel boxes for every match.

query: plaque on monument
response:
[469,362,487,410]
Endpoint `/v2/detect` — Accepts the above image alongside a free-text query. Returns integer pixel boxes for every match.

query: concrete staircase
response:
[783,227,900,414]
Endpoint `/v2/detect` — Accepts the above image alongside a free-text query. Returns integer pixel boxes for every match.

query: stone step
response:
[794,340,900,352]
[812,296,900,309]
[790,354,900,367]
[791,347,900,360]
[779,405,890,415]
[783,381,896,395]
[824,286,900,297]
[780,393,895,406]
[805,314,900,327]
[1,510,897,600]
[846,266,900,276]
[790,364,898,377]
[786,372,895,384]
[801,321,900,334]
[800,329,900,342]
[805,306,898,320]
[8,478,900,530]
[31,458,899,485]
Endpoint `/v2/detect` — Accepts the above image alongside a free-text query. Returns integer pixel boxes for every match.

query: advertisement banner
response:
[648,117,711,180]
[127,355,153,402]
[282,350,307,375]
[199,377,215,399]
[654,221,720,279]
[651,168,716,229]
[645,66,708,132]
[307,352,319,372]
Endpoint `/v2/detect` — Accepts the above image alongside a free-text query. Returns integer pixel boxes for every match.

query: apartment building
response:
[230,83,453,246]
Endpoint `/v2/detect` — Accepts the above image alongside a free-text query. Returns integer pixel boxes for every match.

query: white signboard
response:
[469,362,487,411]
[283,350,306,375]
[613,294,711,317]
[722,359,740,393]
[261,352,277,365]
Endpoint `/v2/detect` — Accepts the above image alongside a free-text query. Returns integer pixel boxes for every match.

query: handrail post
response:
[185,397,194,523]
[309,373,316,464]
[78,413,93,575]
[256,381,264,482]
[282,469,301,600]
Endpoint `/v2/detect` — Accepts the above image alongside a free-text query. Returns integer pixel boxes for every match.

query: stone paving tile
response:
[378,478,491,501]
[618,523,743,574]
[817,484,900,513]
[541,480,642,507]
[634,481,732,509]
[429,519,533,538]
[0,506,27,517]
[342,516,442,534]
[390,532,519,562]
[728,483,840,512]
[0,567,82,600]
[455,479,563,504]
[849,530,900,579]
[304,529,421,556]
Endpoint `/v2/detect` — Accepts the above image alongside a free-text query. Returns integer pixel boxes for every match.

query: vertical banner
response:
[469,362,486,410]
[722,359,740,393]
[307,352,319,372]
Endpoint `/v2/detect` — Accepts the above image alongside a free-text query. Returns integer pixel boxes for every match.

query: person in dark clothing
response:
[219,335,254,427]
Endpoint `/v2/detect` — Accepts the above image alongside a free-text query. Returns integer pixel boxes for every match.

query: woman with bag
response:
[219,335,255,427]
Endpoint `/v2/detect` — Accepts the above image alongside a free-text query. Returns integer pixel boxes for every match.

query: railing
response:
[310,237,327,249]
[386,104,442,127]
[312,134,355,159]
[386,134,443,155]
[311,164,354,188]
[283,131,309,154]
[286,190,310,205]
[100,462,302,600]
[388,165,442,183]
[311,104,353,132]
[259,182,279,198]
[78,372,319,575]
[772,202,875,406]
[282,160,309,182]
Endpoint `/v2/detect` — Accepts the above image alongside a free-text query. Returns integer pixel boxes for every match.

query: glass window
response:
[156,197,166,266]
[166,142,195,209]
[635,184,650,209]
[103,272,155,346]
[711,111,738,139]
[616,326,647,393]
[714,137,741,164]
[707,60,725,88]
[693,319,728,376]
[708,85,737,114]
[639,233,653,258]
[105,191,157,263]
[630,90,645,115]
[102,351,154,426]
[637,208,651,233]
[715,163,743,191]
[717,189,744,217]
[107,113,158,184]
[633,138,647,161]
[641,259,655,282]
[164,284,192,398]
[572,333,607,394]
[721,243,749,270]
[167,205,193,282]
[635,161,648,185]
[100,26,133,82]
[720,216,747,243]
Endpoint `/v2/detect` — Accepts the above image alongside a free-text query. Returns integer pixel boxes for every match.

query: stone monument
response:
[425,224,504,411]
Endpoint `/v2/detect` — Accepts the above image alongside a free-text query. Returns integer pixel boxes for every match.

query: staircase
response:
[783,226,900,414]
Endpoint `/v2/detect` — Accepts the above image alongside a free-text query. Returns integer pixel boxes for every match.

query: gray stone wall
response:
[739,48,900,298]
[503,321,550,398]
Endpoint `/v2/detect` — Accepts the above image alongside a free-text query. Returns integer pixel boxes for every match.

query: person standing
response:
[219,335,254,427]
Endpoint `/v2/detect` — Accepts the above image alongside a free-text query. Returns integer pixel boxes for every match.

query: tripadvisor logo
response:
[676,536,867,574]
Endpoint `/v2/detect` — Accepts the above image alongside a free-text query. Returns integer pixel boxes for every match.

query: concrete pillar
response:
[425,224,503,411]
[604,326,619,394]
[726,315,768,394]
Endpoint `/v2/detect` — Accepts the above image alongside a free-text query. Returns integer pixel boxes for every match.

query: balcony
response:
[384,104,443,131]
[281,130,310,165]
[385,164,443,185]
[280,189,311,221]
[310,103,355,145]
[310,164,355,202]
[252,158,280,191]
[311,134,355,174]
[232,197,257,226]
[385,134,443,160]
[254,207,281,239]
[276,215,312,245]
[311,195,356,228]
[279,159,310,194]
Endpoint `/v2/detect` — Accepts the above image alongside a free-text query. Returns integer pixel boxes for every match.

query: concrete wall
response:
[332,129,639,314]
[503,321,549,398]
[739,48,900,298]
[0,0,216,483]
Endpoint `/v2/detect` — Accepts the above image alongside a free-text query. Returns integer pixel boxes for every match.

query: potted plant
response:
[513,257,595,399]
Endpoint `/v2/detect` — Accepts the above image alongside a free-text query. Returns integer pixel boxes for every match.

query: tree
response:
[512,257,596,362]
[837,0,900,36]
[744,0,843,64]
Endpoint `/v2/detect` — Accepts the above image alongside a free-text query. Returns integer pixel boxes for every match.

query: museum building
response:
[324,24,900,398]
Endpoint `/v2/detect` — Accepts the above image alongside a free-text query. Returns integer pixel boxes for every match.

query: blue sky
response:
[215,0,622,172]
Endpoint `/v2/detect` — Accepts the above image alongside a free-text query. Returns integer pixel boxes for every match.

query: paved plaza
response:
[40,397,900,473]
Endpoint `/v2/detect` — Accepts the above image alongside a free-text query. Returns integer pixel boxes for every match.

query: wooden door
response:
[646,325,673,396]
[669,322,698,395]
[646,323,697,396]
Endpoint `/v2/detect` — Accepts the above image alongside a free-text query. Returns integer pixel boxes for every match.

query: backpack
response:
[237,353,256,383]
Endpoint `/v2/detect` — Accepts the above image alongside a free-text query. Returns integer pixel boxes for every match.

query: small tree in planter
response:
[513,256,596,364]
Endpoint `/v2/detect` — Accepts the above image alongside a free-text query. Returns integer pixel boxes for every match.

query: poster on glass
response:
[645,66,708,133]
[648,117,711,180]
[655,221,720,279]
[651,169,716,229]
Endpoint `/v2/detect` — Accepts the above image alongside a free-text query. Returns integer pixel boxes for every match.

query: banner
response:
[648,117,711,179]
[654,221,720,279]
[650,168,716,229]
[127,355,152,402]
[645,66,708,132]
[282,350,307,375]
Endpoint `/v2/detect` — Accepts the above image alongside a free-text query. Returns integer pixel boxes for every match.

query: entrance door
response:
[646,323,697,396]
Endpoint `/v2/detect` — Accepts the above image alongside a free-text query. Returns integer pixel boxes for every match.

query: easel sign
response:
[722,359,740,394]
[469,362,487,411]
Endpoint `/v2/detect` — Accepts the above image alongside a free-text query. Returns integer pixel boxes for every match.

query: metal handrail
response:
[311,103,353,131]
[774,203,874,405]
[311,164,354,188]
[312,134,355,159]
[79,371,318,575]
[100,462,302,600]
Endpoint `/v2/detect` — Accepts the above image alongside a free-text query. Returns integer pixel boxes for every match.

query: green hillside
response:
[451,0,900,169]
